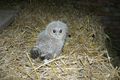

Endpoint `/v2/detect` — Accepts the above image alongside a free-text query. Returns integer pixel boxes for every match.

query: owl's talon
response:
[40,53,53,60]
[43,59,50,63]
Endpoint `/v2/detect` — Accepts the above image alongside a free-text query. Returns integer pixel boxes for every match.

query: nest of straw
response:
[0,1,120,80]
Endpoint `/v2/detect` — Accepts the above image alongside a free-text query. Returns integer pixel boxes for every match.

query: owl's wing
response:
[36,31,55,54]
[36,31,50,47]
[36,34,55,60]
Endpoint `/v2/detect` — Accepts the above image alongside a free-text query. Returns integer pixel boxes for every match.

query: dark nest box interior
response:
[0,0,120,80]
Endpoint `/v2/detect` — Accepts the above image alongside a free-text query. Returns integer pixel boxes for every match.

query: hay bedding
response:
[0,1,120,80]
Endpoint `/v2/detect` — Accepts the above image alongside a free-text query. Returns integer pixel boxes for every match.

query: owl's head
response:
[45,21,68,39]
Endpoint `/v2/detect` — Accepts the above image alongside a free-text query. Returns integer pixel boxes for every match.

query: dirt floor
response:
[0,0,120,80]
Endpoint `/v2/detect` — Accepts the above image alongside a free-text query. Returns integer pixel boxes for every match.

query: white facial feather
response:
[45,21,68,39]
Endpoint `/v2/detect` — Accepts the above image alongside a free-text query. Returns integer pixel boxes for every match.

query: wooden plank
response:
[0,10,18,33]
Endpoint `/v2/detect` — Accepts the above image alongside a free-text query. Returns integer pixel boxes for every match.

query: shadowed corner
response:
[0,10,18,33]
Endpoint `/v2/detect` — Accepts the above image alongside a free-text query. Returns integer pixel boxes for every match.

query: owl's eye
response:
[59,29,62,33]
[53,30,56,33]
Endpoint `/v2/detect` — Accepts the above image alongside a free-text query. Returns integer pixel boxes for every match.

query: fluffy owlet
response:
[30,21,68,60]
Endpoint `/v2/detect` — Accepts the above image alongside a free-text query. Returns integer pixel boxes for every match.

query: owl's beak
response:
[55,33,61,39]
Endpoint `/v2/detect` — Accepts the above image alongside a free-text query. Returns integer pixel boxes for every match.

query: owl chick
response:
[30,21,68,60]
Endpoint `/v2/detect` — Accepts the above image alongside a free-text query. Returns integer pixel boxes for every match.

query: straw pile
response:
[0,1,120,80]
